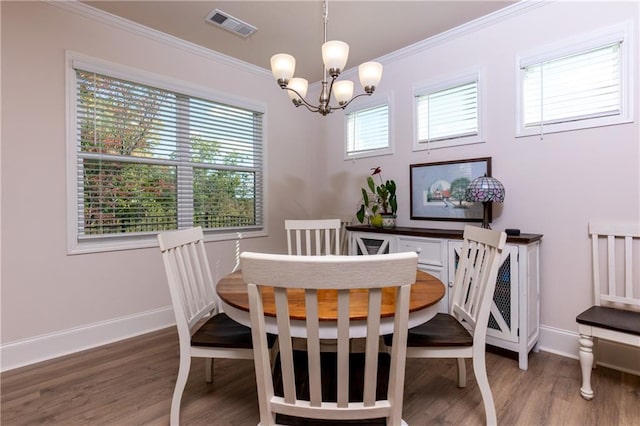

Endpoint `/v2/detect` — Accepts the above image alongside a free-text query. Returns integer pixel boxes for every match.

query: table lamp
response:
[465,175,505,229]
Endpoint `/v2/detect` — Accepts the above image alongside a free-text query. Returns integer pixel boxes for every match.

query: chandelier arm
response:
[299,102,321,113]
[281,87,321,112]
[336,92,373,110]
[281,86,373,114]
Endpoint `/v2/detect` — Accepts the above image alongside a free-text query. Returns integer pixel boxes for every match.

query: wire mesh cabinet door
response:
[448,241,519,343]
[349,232,396,255]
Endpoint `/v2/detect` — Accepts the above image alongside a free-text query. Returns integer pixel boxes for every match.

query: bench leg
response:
[578,334,594,400]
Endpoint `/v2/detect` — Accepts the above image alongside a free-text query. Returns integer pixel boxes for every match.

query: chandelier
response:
[270,0,383,116]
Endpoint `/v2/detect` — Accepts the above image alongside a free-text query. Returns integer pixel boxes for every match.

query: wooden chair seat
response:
[384,313,473,347]
[576,306,640,336]
[192,313,277,348]
[273,351,390,426]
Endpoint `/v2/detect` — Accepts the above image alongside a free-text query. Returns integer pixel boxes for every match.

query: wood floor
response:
[2,327,639,425]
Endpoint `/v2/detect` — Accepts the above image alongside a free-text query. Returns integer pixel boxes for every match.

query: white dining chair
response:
[384,225,507,426]
[158,227,276,425]
[285,219,342,255]
[241,251,418,426]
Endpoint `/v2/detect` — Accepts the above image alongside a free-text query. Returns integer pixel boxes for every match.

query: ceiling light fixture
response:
[270,0,383,116]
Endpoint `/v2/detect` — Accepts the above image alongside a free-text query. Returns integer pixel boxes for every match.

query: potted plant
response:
[356,167,397,228]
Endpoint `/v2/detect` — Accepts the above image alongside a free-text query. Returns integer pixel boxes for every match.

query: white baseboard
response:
[0,306,175,372]
[538,324,580,359]
[3,316,637,376]
[538,324,640,375]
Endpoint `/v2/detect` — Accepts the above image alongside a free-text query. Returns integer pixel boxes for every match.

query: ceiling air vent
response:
[205,9,257,38]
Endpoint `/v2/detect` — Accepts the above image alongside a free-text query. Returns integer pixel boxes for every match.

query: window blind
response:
[75,69,263,238]
[522,42,621,128]
[416,80,478,142]
[346,104,389,155]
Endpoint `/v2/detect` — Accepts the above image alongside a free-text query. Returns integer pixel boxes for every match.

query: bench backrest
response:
[589,221,640,310]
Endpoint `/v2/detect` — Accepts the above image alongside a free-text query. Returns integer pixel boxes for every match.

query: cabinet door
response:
[448,241,519,343]
[349,232,395,255]
[397,237,449,313]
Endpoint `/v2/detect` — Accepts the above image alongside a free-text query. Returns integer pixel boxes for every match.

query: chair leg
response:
[171,355,191,426]
[578,334,595,400]
[205,358,213,383]
[456,358,466,388]
[472,352,496,426]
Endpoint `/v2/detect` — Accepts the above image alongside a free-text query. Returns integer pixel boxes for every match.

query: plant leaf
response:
[356,205,365,223]
[386,180,396,195]
[367,176,376,193]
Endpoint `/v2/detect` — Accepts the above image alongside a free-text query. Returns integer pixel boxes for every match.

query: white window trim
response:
[65,51,268,254]
[515,21,634,138]
[343,94,394,160]
[413,68,486,151]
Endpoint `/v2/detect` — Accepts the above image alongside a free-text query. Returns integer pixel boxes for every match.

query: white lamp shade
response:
[287,78,308,101]
[333,80,354,104]
[322,40,349,72]
[270,54,296,81]
[359,62,383,88]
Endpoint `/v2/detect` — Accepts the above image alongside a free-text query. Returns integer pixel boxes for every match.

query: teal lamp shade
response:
[465,175,505,229]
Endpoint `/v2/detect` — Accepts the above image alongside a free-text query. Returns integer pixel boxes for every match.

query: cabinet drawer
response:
[397,237,445,267]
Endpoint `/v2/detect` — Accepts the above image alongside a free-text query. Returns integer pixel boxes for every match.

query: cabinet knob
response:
[414,248,422,254]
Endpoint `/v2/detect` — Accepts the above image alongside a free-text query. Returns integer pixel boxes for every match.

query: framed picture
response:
[410,157,491,222]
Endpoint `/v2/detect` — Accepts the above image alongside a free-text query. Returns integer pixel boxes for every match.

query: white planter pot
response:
[381,214,397,229]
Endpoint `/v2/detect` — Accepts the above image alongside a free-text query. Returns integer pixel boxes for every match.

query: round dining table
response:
[216,268,446,339]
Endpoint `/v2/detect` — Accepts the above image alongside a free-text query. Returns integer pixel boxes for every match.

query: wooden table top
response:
[216,269,445,322]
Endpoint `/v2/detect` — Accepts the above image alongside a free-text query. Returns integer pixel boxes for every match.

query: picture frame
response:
[410,157,491,222]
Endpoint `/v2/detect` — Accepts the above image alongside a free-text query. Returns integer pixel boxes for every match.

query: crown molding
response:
[46,0,272,79]
[47,0,548,84]
[376,0,550,66]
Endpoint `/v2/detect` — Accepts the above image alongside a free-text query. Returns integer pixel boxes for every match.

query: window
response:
[345,101,391,159]
[67,54,265,253]
[414,70,484,151]
[517,23,633,137]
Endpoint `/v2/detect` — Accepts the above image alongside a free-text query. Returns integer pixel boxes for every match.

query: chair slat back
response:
[450,226,507,342]
[285,219,342,255]
[241,251,417,425]
[589,222,640,308]
[338,218,350,255]
[158,227,218,337]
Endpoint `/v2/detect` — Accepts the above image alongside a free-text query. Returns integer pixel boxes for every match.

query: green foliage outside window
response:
[76,70,261,237]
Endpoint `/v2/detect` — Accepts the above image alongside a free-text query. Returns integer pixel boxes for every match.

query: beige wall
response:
[0,1,319,366]
[2,1,639,370]
[321,1,640,363]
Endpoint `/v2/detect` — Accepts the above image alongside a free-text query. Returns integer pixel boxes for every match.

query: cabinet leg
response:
[518,350,528,370]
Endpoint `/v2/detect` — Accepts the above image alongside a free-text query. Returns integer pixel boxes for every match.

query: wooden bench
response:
[576,221,640,400]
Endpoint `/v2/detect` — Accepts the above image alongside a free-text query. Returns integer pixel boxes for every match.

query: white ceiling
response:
[83,1,518,82]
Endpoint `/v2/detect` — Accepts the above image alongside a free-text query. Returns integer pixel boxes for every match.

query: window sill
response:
[67,229,267,255]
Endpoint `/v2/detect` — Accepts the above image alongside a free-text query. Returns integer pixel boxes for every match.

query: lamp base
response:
[482,202,491,229]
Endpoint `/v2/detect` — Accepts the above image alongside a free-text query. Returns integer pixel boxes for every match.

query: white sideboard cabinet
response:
[347,225,542,370]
